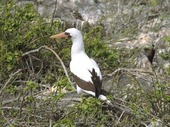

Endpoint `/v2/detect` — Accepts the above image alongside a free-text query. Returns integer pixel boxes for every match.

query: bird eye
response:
[65,32,71,39]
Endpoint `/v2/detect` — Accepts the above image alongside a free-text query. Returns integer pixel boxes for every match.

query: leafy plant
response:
[0,0,58,80]
[55,97,111,126]
[162,36,170,44]
[83,26,120,72]
[159,36,170,60]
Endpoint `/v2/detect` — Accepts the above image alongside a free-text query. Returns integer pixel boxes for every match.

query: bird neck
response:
[71,39,85,59]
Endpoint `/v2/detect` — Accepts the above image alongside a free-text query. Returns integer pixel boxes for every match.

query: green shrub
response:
[55,97,111,126]
[0,0,119,84]
[160,36,170,61]
[83,26,120,72]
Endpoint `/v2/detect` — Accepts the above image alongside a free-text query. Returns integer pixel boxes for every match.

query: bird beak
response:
[50,32,68,39]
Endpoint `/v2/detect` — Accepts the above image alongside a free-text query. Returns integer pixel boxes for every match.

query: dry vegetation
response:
[0,0,170,126]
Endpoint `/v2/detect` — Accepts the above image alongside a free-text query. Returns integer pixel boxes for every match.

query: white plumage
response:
[50,28,109,102]
[66,28,102,94]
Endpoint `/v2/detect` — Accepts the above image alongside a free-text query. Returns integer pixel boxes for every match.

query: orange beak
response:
[50,32,68,39]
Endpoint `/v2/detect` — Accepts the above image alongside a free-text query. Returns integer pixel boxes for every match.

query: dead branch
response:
[22,45,75,90]
[22,46,44,56]
[1,106,43,119]
[42,46,72,85]
[117,110,125,123]
[0,69,22,95]
[105,68,154,77]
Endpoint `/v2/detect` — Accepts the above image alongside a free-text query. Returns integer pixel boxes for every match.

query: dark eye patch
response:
[65,32,71,39]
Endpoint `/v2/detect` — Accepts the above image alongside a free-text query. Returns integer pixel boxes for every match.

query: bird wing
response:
[72,73,96,93]
[70,55,102,83]
[70,54,102,96]
[90,58,102,80]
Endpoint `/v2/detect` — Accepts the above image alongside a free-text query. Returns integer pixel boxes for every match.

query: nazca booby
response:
[50,28,109,102]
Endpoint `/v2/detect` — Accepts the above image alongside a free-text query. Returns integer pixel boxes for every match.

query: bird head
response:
[50,28,83,42]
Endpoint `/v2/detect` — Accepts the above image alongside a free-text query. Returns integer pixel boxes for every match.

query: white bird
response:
[50,28,109,102]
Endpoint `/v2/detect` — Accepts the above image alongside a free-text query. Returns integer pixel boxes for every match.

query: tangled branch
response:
[22,45,75,90]
[0,69,22,95]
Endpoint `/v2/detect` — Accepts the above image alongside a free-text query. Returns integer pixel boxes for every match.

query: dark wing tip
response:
[144,47,155,64]
[89,68,102,98]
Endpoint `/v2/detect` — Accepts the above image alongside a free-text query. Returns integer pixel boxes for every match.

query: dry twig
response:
[22,45,75,90]
[0,69,22,95]
[106,68,154,77]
